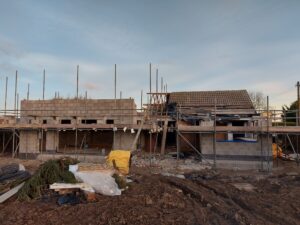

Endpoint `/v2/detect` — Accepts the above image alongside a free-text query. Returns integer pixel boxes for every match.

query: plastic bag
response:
[72,171,121,196]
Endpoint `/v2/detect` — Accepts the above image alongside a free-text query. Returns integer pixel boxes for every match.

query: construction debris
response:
[112,173,128,189]
[131,155,211,173]
[1,159,300,225]
[0,163,31,203]
[50,183,96,202]
[0,183,25,204]
[231,183,256,192]
[77,163,111,172]
[70,164,121,196]
[50,183,95,194]
[57,194,81,206]
[161,172,185,179]
[18,158,78,201]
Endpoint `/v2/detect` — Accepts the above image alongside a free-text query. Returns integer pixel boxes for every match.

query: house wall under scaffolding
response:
[163,90,300,171]
[14,98,147,158]
[200,133,272,170]
[175,115,274,170]
[0,92,299,171]
[19,130,40,158]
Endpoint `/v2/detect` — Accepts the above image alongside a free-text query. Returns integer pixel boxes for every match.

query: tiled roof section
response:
[168,90,254,109]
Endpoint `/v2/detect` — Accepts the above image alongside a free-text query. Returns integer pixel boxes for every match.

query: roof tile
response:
[168,90,254,109]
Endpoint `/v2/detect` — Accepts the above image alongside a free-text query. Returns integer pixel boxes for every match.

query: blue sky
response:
[0,0,300,109]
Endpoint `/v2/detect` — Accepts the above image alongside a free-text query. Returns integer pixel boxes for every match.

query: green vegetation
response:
[18,158,79,201]
[282,100,299,123]
[112,173,127,189]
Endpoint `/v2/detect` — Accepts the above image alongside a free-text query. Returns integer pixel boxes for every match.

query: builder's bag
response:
[107,150,131,175]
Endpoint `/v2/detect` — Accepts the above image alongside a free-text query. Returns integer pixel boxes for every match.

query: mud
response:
[0,157,299,225]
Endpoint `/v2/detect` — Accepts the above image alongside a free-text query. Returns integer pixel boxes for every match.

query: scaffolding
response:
[0,67,299,172]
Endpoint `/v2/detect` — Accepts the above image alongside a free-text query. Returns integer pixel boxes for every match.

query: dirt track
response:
[0,158,300,225]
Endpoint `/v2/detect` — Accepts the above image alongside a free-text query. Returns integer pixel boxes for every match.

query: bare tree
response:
[248,91,267,110]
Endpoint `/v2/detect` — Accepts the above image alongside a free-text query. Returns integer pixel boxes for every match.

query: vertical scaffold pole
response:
[213,98,217,169]
[4,77,8,115]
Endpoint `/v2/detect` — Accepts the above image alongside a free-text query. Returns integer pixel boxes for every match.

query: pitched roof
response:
[168,90,254,109]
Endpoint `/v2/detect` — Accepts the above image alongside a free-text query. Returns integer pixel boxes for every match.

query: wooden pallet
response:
[77,163,111,172]
[50,183,96,202]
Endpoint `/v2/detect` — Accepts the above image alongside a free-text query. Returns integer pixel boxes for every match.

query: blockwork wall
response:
[21,99,137,125]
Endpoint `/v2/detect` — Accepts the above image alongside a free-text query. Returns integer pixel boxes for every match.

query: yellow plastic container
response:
[107,150,131,175]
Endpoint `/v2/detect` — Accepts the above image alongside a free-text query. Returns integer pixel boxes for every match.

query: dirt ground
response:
[0,156,300,225]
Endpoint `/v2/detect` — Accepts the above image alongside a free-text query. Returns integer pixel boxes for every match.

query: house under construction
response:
[0,87,299,170]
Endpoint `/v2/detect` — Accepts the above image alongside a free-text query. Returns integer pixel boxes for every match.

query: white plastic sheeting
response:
[69,165,121,196]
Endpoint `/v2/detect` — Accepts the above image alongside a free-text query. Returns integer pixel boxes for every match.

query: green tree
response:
[282,100,299,123]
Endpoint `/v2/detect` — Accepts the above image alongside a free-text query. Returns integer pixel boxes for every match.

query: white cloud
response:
[1,1,300,111]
